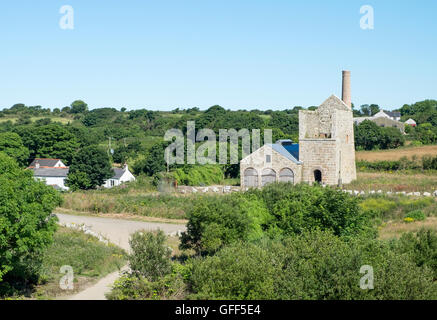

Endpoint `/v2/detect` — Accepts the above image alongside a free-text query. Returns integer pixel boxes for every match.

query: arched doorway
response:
[279,168,294,184]
[261,168,276,187]
[314,170,322,183]
[244,168,258,188]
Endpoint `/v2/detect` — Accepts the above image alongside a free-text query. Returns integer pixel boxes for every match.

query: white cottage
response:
[103,164,136,188]
[29,158,69,191]
[29,159,136,190]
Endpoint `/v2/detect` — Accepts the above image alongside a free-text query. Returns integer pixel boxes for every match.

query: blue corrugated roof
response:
[283,143,299,161]
[269,143,301,164]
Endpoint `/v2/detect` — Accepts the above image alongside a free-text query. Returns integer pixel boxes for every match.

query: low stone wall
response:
[341,189,437,198]
[177,184,437,198]
[177,185,241,194]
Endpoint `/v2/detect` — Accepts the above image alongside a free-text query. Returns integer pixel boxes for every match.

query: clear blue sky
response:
[1,0,436,111]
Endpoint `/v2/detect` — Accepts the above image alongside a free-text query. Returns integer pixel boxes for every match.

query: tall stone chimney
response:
[342,70,351,108]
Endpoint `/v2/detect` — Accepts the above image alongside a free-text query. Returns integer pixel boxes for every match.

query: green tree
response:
[0,132,30,166]
[380,127,405,149]
[0,153,61,287]
[133,142,168,176]
[70,100,88,114]
[14,124,79,165]
[180,193,272,254]
[354,120,382,150]
[66,145,113,190]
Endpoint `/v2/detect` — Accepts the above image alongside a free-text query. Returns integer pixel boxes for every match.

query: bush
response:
[396,229,437,280]
[107,263,189,300]
[181,184,375,254]
[190,242,278,299]
[360,198,397,216]
[128,230,172,281]
[357,155,437,172]
[405,210,426,222]
[172,165,224,186]
[180,193,272,254]
[188,231,437,300]
[248,183,375,239]
[0,153,61,291]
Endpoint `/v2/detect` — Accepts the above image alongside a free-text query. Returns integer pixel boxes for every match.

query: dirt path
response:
[56,213,186,251]
[55,213,187,300]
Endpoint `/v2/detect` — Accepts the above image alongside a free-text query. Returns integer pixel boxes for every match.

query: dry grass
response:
[356,145,437,162]
[379,217,437,240]
[60,191,194,220]
[346,171,437,192]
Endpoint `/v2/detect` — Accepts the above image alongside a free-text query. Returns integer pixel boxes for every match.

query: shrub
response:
[423,155,437,170]
[107,263,188,300]
[248,183,375,239]
[128,230,172,281]
[0,153,61,291]
[396,229,437,280]
[399,197,434,212]
[188,231,437,300]
[275,231,436,300]
[359,198,397,216]
[405,210,426,222]
[180,194,271,254]
[190,242,278,299]
[172,165,224,186]
[181,184,375,254]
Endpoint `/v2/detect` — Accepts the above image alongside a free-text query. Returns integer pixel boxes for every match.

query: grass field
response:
[0,116,72,124]
[356,145,437,162]
[346,171,437,193]
[8,226,126,299]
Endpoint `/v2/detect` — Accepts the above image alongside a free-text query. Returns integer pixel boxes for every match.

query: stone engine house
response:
[240,71,357,188]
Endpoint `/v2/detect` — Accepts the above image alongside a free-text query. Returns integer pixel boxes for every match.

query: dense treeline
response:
[1,99,436,188]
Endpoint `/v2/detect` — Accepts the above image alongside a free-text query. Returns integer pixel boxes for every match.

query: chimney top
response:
[342,70,351,108]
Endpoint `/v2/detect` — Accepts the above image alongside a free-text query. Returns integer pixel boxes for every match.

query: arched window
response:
[279,168,294,184]
[244,168,258,188]
[261,168,276,187]
[314,170,322,183]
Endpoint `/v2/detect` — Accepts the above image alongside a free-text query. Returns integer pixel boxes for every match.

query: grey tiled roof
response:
[111,168,126,180]
[384,110,401,118]
[32,167,69,177]
[29,159,63,167]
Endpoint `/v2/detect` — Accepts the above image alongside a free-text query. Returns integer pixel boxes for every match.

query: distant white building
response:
[29,158,69,191]
[405,118,417,127]
[102,164,136,188]
[373,110,401,121]
[354,110,402,126]
[29,158,136,191]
